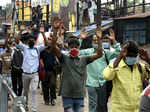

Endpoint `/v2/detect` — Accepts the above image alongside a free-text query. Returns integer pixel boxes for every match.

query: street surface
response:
[8,88,111,112]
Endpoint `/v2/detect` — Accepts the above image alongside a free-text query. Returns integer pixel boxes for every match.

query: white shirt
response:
[82,1,88,10]
[17,42,46,73]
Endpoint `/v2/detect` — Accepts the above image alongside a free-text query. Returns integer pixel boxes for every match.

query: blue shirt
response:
[17,42,45,73]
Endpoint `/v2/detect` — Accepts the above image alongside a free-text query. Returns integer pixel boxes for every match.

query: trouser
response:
[87,83,108,112]
[11,67,23,96]
[106,81,112,103]
[139,95,150,112]
[88,9,94,23]
[83,9,89,25]
[79,9,83,26]
[42,70,56,103]
[62,97,84,112]
[22,72,39,111]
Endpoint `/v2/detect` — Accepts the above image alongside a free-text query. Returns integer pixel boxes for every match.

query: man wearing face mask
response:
[16,25,47,112]
[92,32,114,51]
[4,29,24,97]
[103,40,150,112]
[101,34,113,50]
[52,26,103,112]
[79,29,121,112]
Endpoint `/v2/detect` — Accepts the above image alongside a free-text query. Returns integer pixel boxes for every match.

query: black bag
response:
[53,56,62,75]
[0,60,2,74]
[104,50,113,102]
[137,63,150,89]
[88,1,92,8]
[12,49,23,69]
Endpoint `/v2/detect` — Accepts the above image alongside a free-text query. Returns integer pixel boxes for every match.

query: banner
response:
[24,7,31,21]
[53,0,60,13]
[61,0,69,7]
[42,5,47,20]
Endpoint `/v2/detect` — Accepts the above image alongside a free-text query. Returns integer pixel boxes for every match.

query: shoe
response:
[45,101,49,105]
[32,110,36,112]
[32,108,37,112]
[8,96,11,101]
[51,99,56,106]
[25,106,29,111]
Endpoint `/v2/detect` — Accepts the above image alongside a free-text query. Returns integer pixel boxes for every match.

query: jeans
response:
[87,83,108,112]
[62,97,84,112]
[42,70,56,103]
[22,72,39,111]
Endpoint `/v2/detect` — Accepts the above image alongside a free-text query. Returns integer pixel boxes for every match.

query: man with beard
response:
[40,36,57,106]
[16,25,47,112]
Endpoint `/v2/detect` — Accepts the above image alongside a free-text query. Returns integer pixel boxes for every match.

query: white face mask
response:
[125,56,138,65]
[92,44,98,49]
[102,42,110,49]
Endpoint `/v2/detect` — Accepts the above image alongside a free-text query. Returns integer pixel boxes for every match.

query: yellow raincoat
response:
[103,60,150,112]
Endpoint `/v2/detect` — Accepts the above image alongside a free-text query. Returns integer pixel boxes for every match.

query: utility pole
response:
[46,4,49,31]
[22,0,24,22]
[30,0,32,22]
[120,0,123,16]
[97,0,101,26]
[12,0,17,33]
[133,0,135,14]
[114,0,119,17]
[123,0,127,16]
[142,0,145,13]
[5,10,6,22]
[51,0,53,22]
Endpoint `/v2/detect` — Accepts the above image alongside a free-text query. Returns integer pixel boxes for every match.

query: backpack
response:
[12,49,23,69]
[88,1,92,8]
[103,50,113,102]
[137,63,150,89]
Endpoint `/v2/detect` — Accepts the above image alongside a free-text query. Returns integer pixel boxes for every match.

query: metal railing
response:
[91,2,150,20]
[0,75,26,112]
[113,3,150,18]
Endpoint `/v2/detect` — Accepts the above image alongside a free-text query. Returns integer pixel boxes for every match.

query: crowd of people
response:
[77,0,113,26]
[0,17,150,112]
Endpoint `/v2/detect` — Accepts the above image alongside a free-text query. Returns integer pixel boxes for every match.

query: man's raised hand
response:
[96,26,102,39]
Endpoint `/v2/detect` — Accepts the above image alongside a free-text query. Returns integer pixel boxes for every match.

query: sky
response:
[0,0,149,6]
[0,0,11,6]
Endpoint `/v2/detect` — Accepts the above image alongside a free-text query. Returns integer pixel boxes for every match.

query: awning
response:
[74,20,113,36]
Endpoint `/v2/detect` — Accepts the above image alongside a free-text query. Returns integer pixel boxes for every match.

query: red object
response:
[144,86,150,96]
[69,48,79,57]
[39,59,45,81]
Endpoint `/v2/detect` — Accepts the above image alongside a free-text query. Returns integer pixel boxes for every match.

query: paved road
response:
[31,89,89,112]
[8,88,112,112]
[8,88,89,112]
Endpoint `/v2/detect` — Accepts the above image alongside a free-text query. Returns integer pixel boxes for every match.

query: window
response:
[123,21,146,45]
